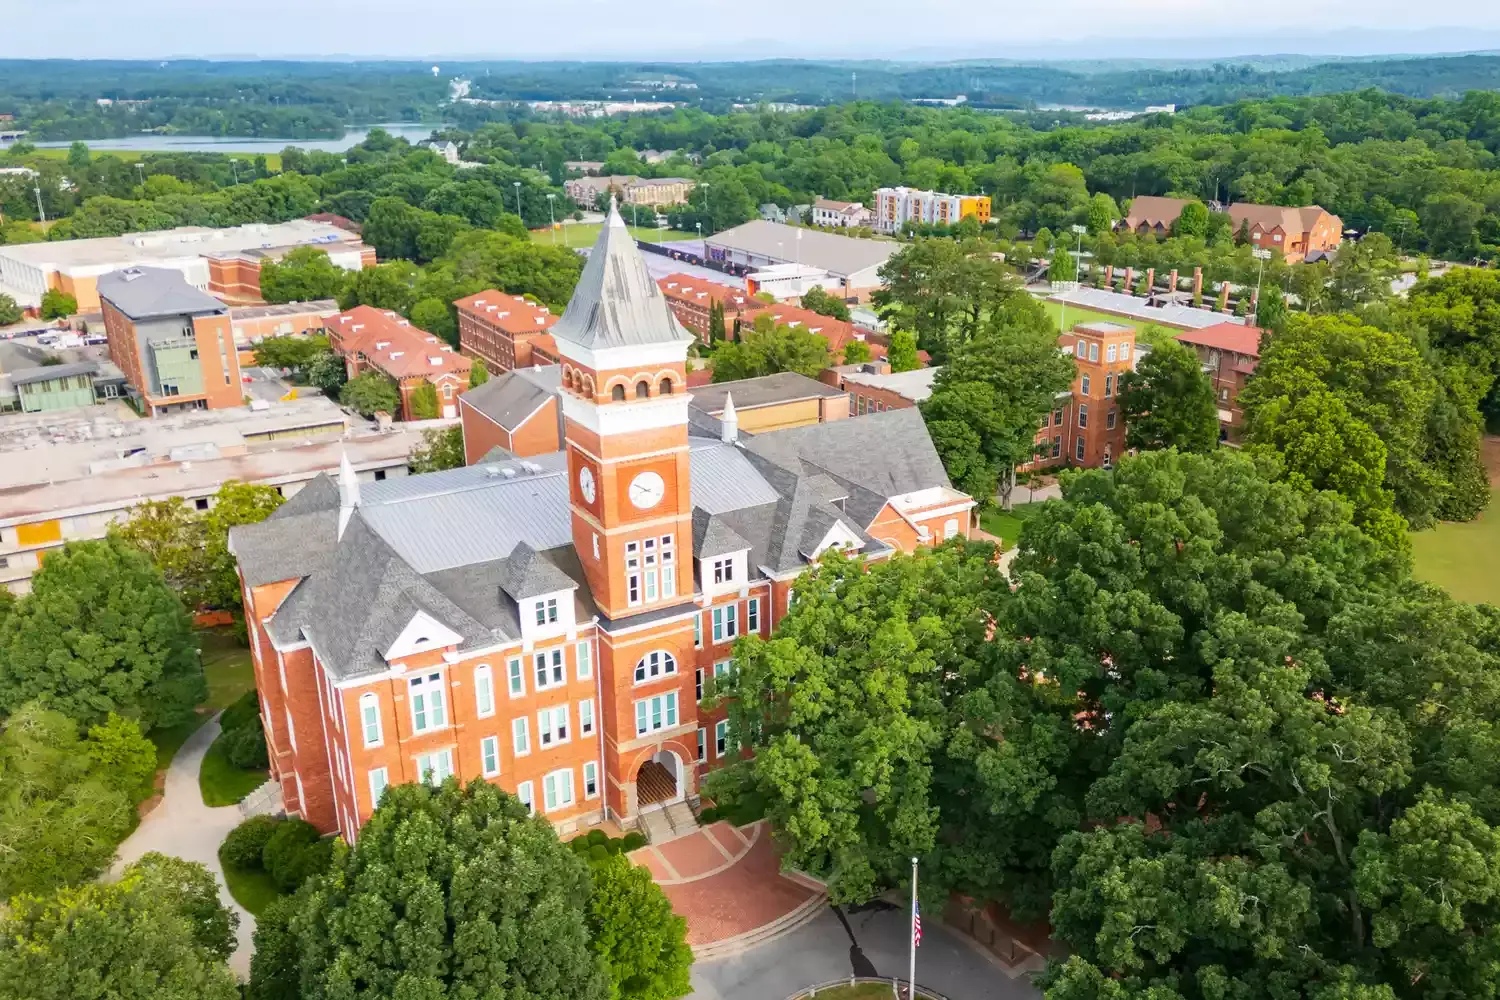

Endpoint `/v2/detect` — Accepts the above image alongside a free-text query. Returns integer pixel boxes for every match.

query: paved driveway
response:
[112,716,256,978]
[690,901,1043,1000]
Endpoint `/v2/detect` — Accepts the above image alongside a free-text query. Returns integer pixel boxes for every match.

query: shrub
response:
[262,819,323,892]
[219,690,260,733]
[221,815,280,871]
[586,828,608,846]
[222,720,269,769]
[588,844,609,862]
[621,831,647,851]
[570,836,592,854]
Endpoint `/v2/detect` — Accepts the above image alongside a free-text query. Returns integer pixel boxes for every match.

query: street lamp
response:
[513,181,522,221]
[700,182,710,235]
[546,193,556,244]
[1057,223,1088,333]
[229,159,240,185]
[695,221,702,251]
[1252,246,1273,313]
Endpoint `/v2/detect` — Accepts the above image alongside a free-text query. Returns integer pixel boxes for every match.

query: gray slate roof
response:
[689,372,844,413]
[229,475,342,588]
[97,266,227,320]
[550,202,694,351]
[496,541,579,600]
[692,508,752,559]
[460,366,561,432]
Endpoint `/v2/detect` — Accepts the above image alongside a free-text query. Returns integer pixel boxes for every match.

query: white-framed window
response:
[944,518,959,539]
[1104,373,1113,398]
[517,780,534,814]
[634,692,679,735]
[1075,437,1086,461]
[534,648,565,690]
[626,541,641,606]
[697,727,707,762]
[696,667,703,700]
[694,613,703,648]
[507,657,525,697]
[416,749,454,786]
[480,736,500,777]
[409,672,447,734]
[1106,343,1118,362]
[748,597,760,633]
[715,720,728,757]
[1089,342,1099,362]
[534,597,559,626]
[474,665,495,718]
[712,604,738,643]
[579,698,595,736]
[1107,410,1118,430]
[634,650,677,683]
[643,537,659,601]
[360,692,382,747]
[1078,404,1088,429]
[1074,341,1085,358]
[513,717,531,756]
[583,761,599,799]
[714,659,734,679]
[576,641,592,680]
[538,705,570,748]
[660,534,677,599]
[543,768,575,812]
[368,767,389,806]
[1080,374,1091,396]
[712,557,735,584]
[285,708,297,752]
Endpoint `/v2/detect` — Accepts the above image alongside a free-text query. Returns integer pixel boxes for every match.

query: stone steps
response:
[692,888,829,962]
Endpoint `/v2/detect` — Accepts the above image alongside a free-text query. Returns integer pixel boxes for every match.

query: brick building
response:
[455,290,559,371]
[1225,204,1343,263]
[837,365,940,415]
[657,274,755,338]
[1028,322,1137,471]
[1173,322,1263,440]
[326,306,472,420]
[206,241,374,305]
[230,204,973,842]
[98,267,244,416]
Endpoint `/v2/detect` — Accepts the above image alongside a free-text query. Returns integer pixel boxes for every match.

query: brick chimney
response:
[1104,264,1114,288]
[1144,268,1155,295]
[1217,283,1230,312]
[1123,268,1134,295]
[1169,269,1179,292]
[1192,267,1203,299]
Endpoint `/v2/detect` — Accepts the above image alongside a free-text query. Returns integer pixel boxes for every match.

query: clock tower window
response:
[611,384,625,402]
[626,542,641,606]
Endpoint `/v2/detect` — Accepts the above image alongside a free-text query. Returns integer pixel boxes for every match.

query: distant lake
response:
[34,123,443,155]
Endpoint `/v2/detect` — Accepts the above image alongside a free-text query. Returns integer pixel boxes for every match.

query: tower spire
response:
[338,449,360,539]
[721,392,738,444]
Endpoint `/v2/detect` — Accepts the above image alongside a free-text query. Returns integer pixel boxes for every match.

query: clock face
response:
[578,466,596,504]
[628,471,666,510]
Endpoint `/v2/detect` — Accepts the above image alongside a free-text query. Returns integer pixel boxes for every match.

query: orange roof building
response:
[455,290,560,372]
[1174,322,1264,438]
[326,306,472,420]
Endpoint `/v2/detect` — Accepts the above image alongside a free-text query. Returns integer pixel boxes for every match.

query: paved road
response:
[690,902,1042,1000]
[112,716,257,978]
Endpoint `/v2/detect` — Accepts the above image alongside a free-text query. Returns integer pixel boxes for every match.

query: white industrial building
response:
[703,221,898,298]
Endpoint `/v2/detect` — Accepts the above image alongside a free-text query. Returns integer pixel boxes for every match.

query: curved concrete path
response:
[112,715,256,978]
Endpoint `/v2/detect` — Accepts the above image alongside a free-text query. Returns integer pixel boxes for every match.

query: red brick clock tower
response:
[552,199,701,819]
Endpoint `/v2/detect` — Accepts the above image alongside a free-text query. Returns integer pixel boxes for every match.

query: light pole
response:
[546,193,556,244]
[513,181,522,222]
[695,221,702,252]
[134,162,145,188]
[700,182,710,235]
[32,183,45,225]
[1057,223,1087,333]
[1252,246,1272,313]
[229,159,240,185]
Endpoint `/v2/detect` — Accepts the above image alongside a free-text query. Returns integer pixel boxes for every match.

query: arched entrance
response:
[636,750,684,810]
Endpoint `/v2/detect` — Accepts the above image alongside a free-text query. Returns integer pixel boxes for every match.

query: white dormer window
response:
[384,611,463,662]
[535,597,559,626]
[390,351,403,360]
[810,520,865,559]
[712,557,734,584]
[375,340,390,350]
[429,356,443,365]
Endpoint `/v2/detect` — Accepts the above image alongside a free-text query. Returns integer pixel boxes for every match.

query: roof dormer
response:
[384,610,464,662]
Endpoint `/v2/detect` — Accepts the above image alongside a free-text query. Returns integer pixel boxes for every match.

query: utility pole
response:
[546,193,556,244]
[33,183,45,225]
[852,71,857,100]
[230,159,240,185]
[513,181,522,220]
[135,162,145,187]
[701,182,711,236]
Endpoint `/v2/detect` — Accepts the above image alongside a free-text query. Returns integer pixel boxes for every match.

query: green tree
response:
[1116,339,1221,453]
[408,381,439,419]
[0,704,156,897]
[339,370,401,417]
[875,237,1031,361]
[922,320,1075,508]
[800,285,851,321]
[0,537,202,730]
[344,259,421,314]
[842,339,872,364]
[111,496,206,596]
[198,481,283,610]
[711,313,831,382]
[66,141,90,170]
[887,329,920,372]
[1047,246,1078,283]
[409,296,456,345]
[257,247,352,304]
[0,852,238,1000]
[1255,285,1289,334]
[39,289,77,320]
[706,299,726,343]
[1171,200,1209,238]
[409,425,465,473]
[587,854,693,1000]
[305,350,347,395]
[1086,192,1120,235]
[252,333,331,372]
[249,779,610,1000]
[468,356,489,388]
[0,292,22,326]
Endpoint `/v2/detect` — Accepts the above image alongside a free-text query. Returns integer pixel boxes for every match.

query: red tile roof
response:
[327,306,471,381]
[1174,322,1264,358]
[758,303,887,360]
[454,290,559,336]
[657,274,754,313]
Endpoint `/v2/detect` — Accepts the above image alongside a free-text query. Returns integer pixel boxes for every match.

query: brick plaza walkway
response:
[630,820,822,947]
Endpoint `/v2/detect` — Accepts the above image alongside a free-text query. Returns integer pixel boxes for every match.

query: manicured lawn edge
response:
[199,728,268,807]
[221,861,281,916]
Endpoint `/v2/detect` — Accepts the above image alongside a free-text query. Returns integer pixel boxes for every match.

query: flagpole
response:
[908,856,918,1000]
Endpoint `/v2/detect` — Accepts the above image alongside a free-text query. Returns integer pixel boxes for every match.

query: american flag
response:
[913,901,923,947]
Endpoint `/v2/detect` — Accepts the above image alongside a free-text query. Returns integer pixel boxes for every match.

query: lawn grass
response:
[199,731,268,806]
[979,502,1044,551]
[1040,300,1181,347]
[791,985,913,1000]
[221,862,282,917]
[149,628,258,771]
[1412,490,1500,605]
[535,223,698,247]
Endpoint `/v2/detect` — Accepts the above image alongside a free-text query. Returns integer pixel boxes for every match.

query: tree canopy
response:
[711,313,832,382]
[1117,338,1221,454]
[340,370,401,417]
[257,247,352,304]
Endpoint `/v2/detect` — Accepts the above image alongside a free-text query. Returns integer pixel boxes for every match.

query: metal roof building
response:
[1047,286,1249,331]
[703,221,899,290]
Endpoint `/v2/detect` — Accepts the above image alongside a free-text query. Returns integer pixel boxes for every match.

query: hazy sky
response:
[18,0,1500,60]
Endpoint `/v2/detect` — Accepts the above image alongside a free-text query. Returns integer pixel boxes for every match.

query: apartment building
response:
[1226,204,1343,263]
[1173,322,1263,439]
[99,267,244,416]
[873,187,991,234]
[326,307,472,421]
[454,290,559,372]
[229,204,973,841]
[564,175,696,208]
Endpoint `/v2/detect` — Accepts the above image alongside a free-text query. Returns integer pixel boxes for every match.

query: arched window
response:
[635,380,650,399]
[611,384,626,402]
[583,376,595,397]
[658,378,673,395]
[562,367,574,389]
[634,650,677,683]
